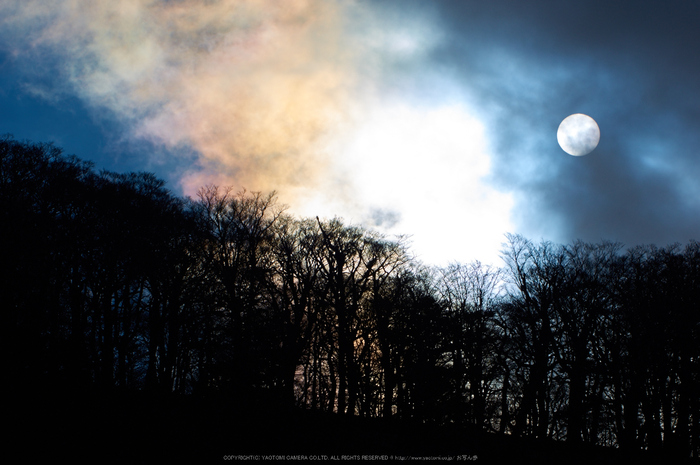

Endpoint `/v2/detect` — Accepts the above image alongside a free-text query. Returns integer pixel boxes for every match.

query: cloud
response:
[1,0,363,199]
[6,0,696,265]
[366,207,401,230]
[423,0,700,249]
[324,101,514,266]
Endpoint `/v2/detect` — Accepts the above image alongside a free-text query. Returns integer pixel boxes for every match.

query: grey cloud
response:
[408,0,700,248]
[365,207,402,230]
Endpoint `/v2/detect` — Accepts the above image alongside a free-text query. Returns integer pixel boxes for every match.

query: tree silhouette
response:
[4,135,698,459]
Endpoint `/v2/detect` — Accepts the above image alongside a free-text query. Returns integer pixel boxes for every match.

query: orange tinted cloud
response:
[3,0,360,197]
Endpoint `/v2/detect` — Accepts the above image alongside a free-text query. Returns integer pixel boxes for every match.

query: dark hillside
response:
[7,388,691,464]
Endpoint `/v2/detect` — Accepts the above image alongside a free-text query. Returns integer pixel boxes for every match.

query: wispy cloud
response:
[2,0,367,197]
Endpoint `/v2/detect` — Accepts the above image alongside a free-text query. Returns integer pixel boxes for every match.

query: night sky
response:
[1,0,698,266]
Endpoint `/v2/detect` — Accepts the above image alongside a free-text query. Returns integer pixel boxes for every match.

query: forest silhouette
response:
[2,136,698,463]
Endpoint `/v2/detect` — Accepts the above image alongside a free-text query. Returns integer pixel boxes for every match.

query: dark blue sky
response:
[1,0,698,265]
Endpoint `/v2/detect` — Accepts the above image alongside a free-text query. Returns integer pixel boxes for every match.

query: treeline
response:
[2,136,699,458]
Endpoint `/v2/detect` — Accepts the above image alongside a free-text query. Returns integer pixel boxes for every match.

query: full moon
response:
[557,113,600,156]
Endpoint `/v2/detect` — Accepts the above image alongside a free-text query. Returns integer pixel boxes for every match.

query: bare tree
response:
[433,261,503,428]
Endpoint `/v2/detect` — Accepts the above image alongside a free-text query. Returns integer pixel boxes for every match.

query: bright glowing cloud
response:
[298,101,514,266]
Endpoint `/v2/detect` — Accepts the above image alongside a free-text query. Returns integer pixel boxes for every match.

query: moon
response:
[557,113,600,156]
